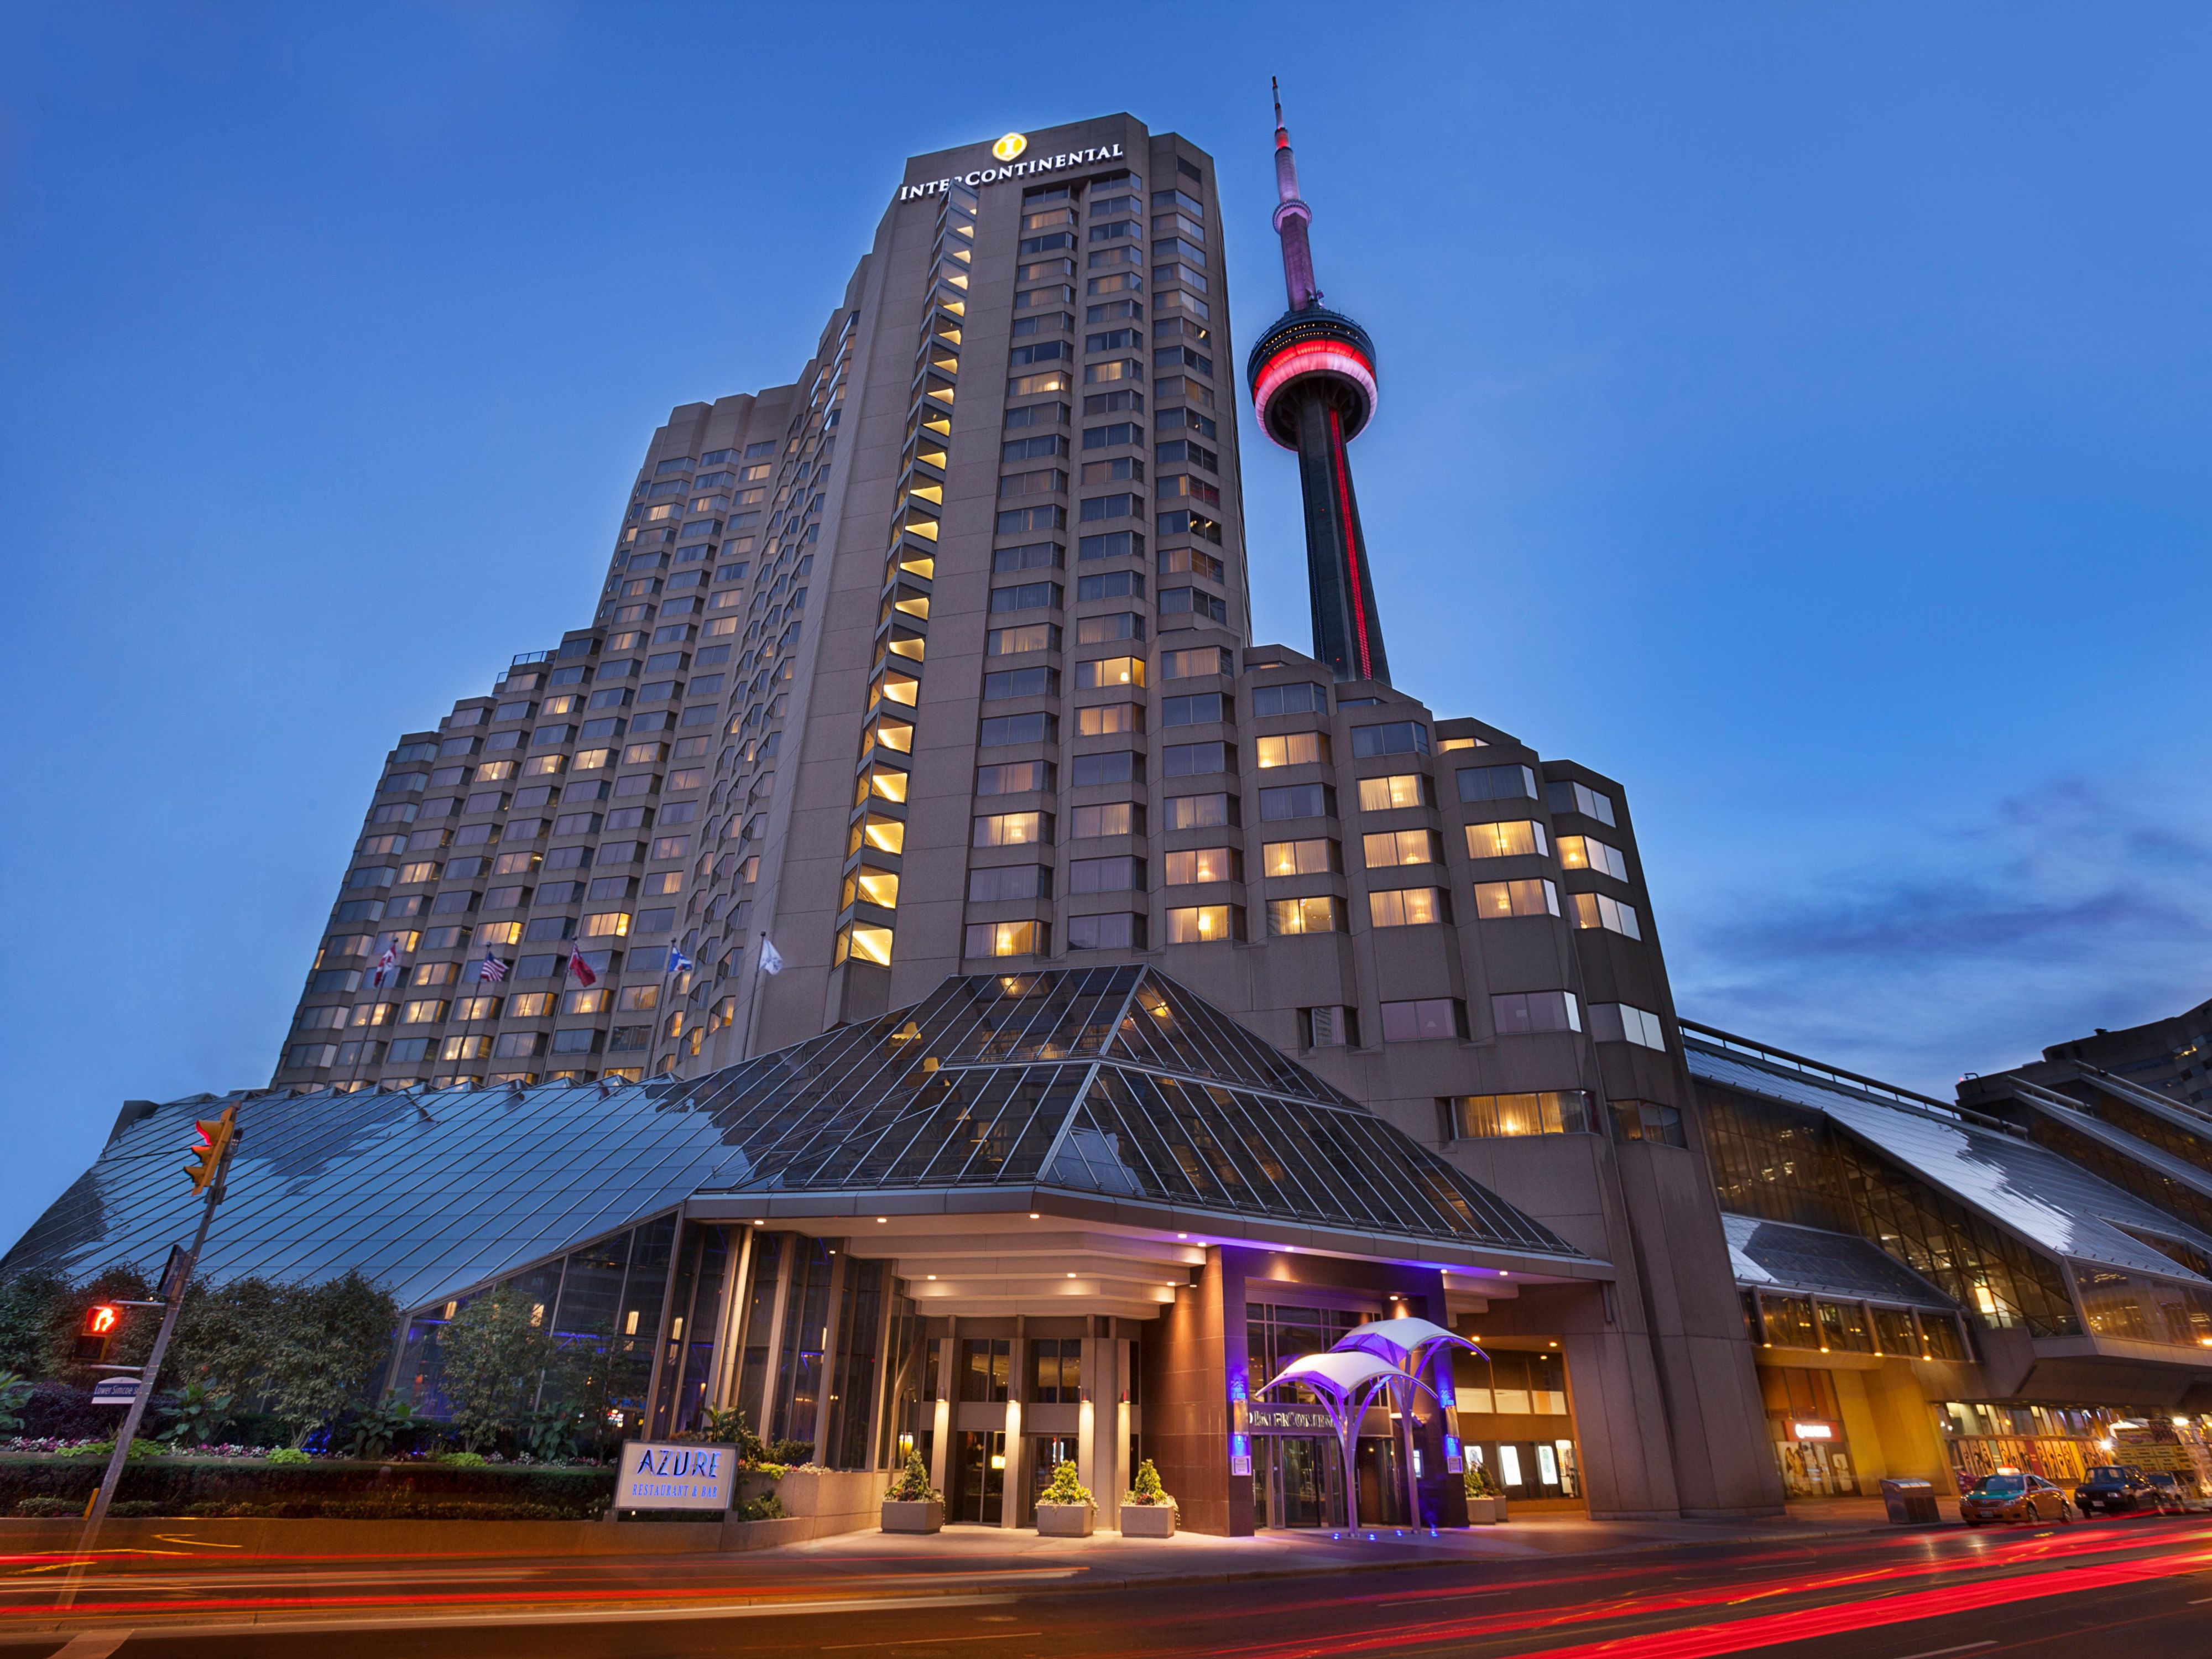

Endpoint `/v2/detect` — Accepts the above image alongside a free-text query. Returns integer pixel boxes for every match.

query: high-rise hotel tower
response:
[272,112,1778,1521]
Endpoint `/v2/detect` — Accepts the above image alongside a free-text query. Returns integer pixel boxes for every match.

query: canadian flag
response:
[566,944,597,988]
[370,937,401,988]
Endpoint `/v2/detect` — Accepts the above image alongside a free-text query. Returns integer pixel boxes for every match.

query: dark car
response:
[2074,1464,2170,1516]
[1959,1472,2073,1525]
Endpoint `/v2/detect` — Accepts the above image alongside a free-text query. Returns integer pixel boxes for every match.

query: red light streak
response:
[1329,406,1372,680]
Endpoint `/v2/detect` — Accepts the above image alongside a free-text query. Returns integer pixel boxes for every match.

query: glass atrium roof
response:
[1689,1041,2212,1285]
[3,968,1588,1313]
[1721,1213,1960,1312]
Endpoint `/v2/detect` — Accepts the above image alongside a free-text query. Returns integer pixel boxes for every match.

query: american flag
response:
[476,950,509,984]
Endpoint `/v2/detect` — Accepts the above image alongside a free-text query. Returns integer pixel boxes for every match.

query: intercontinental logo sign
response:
[897,132,1128,202]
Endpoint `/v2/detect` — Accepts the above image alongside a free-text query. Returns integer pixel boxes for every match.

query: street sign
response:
[90,1377,142,1407]
[614,1441,739,1510]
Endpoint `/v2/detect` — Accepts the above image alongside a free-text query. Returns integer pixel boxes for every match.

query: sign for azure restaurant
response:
[898,133,1129,201]
[615,1440,738,1510]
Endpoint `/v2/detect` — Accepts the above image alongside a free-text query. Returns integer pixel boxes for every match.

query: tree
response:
[261,1273,398,1447]
[437,1288,564,1452]
[0,1270,67,1378]
[170,1272,399,1447]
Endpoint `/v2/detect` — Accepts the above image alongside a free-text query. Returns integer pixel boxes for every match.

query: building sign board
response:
[90,1376,142,1407]
[898,140,1129,202]
[1248,1403,1334,1436]
[615,1441,738,1510]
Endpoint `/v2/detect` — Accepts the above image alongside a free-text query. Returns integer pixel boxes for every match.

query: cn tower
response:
[1245,81,1390,686]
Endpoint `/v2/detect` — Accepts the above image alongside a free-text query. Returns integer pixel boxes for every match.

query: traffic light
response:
[184,1104,238,1193]
[75,1302,121,1364]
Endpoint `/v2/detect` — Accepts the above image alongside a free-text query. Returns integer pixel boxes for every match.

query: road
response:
[6,1510,2212,1656]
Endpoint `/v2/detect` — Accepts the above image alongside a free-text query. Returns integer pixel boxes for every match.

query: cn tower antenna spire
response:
[1270,79,1319,312]
[1247,79,1392,685]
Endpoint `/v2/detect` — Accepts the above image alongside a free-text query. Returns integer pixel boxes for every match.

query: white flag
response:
[759,936,784,976]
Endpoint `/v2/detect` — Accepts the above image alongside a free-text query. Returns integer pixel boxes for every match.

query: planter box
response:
[1465,1496,1508,1524]
[881,1499,944,1535]
[1035,1503,1094,1537]
[1119,1503,1175,1538]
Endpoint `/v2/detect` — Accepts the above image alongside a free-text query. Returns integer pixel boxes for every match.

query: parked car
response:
[2143,1472,2198,1513]
[1959,1472,2074,1525]
[2074,1465,2169,1516]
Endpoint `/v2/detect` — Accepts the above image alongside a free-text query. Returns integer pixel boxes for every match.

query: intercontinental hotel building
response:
[18,111,2212,1533]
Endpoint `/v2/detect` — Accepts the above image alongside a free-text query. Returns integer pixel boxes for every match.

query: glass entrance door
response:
[1260,1436,1341,1528]
[952,1430,1005,1524]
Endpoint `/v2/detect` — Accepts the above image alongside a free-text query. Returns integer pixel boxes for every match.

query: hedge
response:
[0,1457,617,1521]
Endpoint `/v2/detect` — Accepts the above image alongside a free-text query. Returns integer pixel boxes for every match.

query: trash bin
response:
[1880,1478,1939,1524]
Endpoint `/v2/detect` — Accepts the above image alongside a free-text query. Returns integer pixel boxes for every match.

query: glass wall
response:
[1700,1084,2082,1337]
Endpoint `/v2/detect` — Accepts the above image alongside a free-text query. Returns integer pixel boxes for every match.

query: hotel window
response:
[979,712,1056,748]
[992,542,1062,574]
[965,920,1045,959]
[1267,896,1342,936]
[1546,780,1617,826]
[1491,990,1581,1035]
[1264,837,1338,876]
[1444,1091,1592,1139]
[1357,773,1430,811]
[1258,783,1333,822]
[1160,645,1233,680]
[1557,834,1629,880]
[1161,692,1223,727]
[1163,847,1239,885]
[1079,530,1144,561]
[1302,1005,1359,1048]
[1029,1339,1083,1404]
[1070,855,1145,894]
[1255,732,1328,768]
[1362,829,1442,869]
[1571,891,1642,940]
[991,624,1057,655]
[507,992,555,1018]
[1249,682,1326,717]
[1380,998,1467,1042]
[976,761,1053,796]
[399,999,448,1025]
[1076,569,1142,599]
[1076,656,1144,689]
[1157,546,1225,583]
[1467,820,1547,860]
[1164,741,1232,778]
[1474,879,1559,919]
[1071,802,1142,838]
[985,667,1058,701]
[1165,792,1238,830]
[1084,420,1143,447]
[1369,887,1448,927]
[1068,912,1145,950]
[966,864,1049,902]
[1080,455,1144,484]
[1352,721,1430,758]
[833,922,893,967]
[1071,751,1140,786]
[1077,611,1145,645]
[973,811,1051,848]
[1458,764,1538,804]
[961,1339,1012,1402]
[1611,1100,1686,1146]
[1166,904,1241,944]
[1589,1002,1667,1050]
[582,911,632,938]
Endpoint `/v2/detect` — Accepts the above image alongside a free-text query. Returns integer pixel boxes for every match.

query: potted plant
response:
[1464,1462,1507,1524]
[1119,1457,1177,1538]
[1034,1458,1095,1537]
[881,1448,945,1535]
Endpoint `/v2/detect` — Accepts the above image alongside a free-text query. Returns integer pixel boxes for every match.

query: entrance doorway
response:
[1355,1434,1410,1526]
[1258,1436,1343,1528]
[952,1430,1005,1524]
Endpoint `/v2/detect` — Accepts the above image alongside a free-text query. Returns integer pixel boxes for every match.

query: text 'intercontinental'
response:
[896,143,1127,202]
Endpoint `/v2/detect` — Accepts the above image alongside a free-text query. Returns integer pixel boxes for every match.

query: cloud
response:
[1671,777,2212,1089]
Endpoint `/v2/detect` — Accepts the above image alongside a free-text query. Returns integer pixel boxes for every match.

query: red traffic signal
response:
[75,1302,122,1363]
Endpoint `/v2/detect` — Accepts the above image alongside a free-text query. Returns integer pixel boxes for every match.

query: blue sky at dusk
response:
[4,3,2209,1244]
